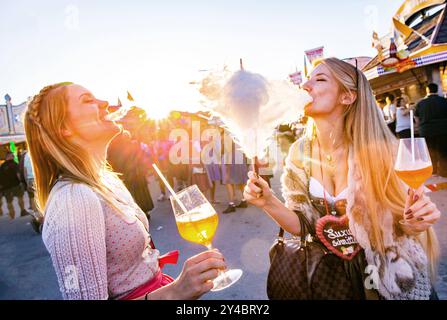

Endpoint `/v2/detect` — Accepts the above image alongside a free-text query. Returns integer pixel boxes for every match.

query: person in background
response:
[171,158,190,192]
[0,152,28,219]
[108,130,154,220]
[407,103,420,136]
[202,123,222,204]
[399,88,411,108]
[221,130,249,214]
[375,98,385,110]
[18,149,26,185]
[415,83,447,177]
[153,119,175,201]
[395,97,413,139]
[190,138,212,197]
[383,94,397,135]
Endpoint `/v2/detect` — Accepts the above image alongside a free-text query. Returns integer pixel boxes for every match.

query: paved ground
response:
[0,174,446,300]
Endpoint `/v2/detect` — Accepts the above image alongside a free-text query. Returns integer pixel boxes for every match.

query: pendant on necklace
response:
[326,155,333,162]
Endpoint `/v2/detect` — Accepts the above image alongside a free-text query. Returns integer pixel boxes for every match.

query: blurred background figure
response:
[221,130,249,214]
[190,138,212,199]
[203,124,222,204]
[415,83,447,177]
[383,94,397,136]
[107,107,154,219]
[395,97,413,139]
[0,152,28,219]
[171,116,191,192]
[153,121,175,201]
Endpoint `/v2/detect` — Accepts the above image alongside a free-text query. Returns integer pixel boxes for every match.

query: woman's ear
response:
[340,91,357,105]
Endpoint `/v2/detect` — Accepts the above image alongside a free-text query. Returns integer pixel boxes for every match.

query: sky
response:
[1,0,403,118]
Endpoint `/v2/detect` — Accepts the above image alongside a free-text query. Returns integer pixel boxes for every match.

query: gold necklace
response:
[317,138,345,176]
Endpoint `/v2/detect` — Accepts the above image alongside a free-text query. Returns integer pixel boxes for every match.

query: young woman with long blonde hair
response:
[24,83,226,300]
[244,57,441,300]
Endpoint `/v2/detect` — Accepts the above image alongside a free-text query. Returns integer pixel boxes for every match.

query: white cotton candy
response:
[199,69,313,159]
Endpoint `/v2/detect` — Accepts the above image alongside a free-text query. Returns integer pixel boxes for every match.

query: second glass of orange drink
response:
[394,137,432,224]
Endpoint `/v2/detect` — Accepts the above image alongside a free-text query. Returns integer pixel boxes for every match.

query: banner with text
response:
[305,46,325,65]
[288,71,303,85]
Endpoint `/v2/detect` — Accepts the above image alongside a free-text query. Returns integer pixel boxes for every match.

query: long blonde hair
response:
[24,83,126,216]
[315,57,439,281]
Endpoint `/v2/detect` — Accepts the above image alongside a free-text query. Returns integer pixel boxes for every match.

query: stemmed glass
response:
[394,138,433,225]
[170,184,243,291]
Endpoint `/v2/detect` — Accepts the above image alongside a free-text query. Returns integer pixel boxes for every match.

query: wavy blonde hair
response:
[24,83,126,215]
[314,57,439,281]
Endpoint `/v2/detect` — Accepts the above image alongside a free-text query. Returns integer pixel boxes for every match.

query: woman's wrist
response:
[261,195,301,236]
[143,281,178,300]
[262,194,280,211]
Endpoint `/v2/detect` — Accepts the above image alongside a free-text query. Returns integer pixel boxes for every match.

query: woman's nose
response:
[302,79,312,92]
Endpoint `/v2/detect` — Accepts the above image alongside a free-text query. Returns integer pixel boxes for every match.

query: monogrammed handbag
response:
[266,211,355,300]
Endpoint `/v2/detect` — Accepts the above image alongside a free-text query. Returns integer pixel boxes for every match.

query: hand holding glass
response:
[170,185,243,291]
[394,138,432,225]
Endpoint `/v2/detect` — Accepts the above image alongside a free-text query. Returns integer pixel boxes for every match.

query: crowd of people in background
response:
[378,83,447,178]
[120,110,294,217]
[0,105,302,227]
[3,82,444,225]
[0,106,299,225]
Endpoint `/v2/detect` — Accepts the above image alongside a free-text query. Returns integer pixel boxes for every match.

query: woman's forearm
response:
[262,195,301,236]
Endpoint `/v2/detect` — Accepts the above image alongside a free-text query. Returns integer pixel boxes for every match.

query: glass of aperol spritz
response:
[394,137,432,225]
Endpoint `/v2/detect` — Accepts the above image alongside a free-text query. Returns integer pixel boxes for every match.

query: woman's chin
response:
[303,103,330,118]
[304,104,314,116]
[102,120,122,139]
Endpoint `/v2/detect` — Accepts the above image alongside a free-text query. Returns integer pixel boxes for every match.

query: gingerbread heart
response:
[315,215,361,261]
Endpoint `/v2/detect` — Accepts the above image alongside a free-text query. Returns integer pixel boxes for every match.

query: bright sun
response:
[94,67,205,121]
[123,83,203,121]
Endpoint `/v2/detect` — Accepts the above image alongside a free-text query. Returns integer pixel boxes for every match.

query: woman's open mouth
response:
[99,112,115,124]
[98,113,113,123]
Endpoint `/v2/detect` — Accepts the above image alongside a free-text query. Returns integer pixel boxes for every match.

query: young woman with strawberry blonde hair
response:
[24,83,225,300]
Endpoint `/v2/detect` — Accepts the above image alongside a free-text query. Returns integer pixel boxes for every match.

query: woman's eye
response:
[316,79,326,82]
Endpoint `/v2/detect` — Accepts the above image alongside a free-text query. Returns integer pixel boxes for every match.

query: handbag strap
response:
[276,211,315,244]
